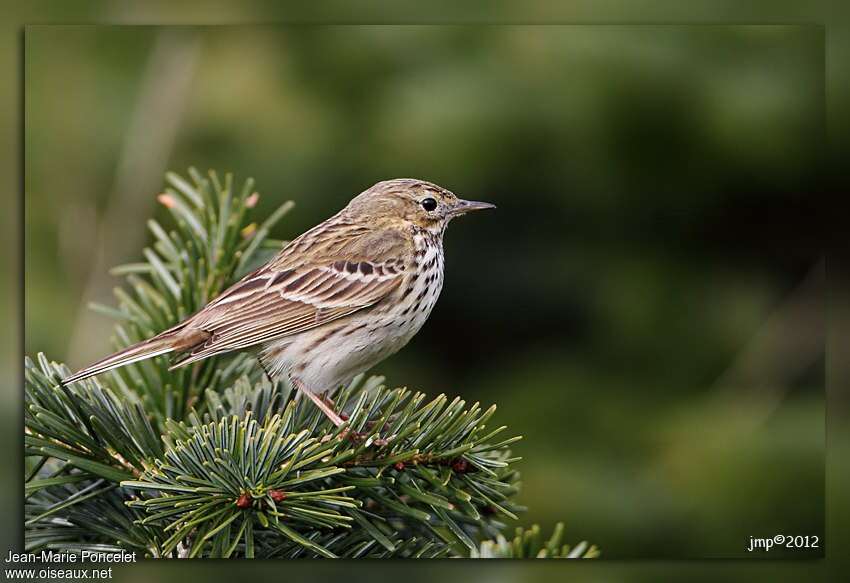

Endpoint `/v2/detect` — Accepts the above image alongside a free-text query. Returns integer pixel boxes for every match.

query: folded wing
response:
[171,226,409,367]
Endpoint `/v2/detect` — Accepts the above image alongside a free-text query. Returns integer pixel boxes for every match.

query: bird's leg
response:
[290,377,345,427]
[319,392,337,410]
[320,392,350,422]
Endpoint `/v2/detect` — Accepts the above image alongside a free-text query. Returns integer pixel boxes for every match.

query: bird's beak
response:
[449,199,497,217]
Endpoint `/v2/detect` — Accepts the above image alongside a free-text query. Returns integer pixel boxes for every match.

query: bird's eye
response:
[420,197,437,211]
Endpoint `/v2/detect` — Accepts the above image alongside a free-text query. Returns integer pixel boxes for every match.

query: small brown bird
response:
[62,179,494,425]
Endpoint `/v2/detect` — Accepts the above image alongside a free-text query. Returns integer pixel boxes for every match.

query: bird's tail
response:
[60,325,196,386]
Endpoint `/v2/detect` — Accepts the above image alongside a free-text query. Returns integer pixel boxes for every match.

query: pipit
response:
[62,179,494,425]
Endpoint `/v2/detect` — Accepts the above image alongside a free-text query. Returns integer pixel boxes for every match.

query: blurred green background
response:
[24,25,824,559]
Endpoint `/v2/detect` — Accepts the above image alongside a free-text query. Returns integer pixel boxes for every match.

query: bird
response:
[61,179,495,426]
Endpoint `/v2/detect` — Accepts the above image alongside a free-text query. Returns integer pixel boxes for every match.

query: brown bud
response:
[393,461,405,471]
[269,489,287,503]
[157,194,176,208]
[235,493,252,509]
[451,458,469,473]
[346,430,363,443]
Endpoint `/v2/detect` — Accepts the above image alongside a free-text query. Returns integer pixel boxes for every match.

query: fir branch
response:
[26,354,157,480]
[474,523,601,558]
[120,375,523,558]
[91,169,293,426]
[26,481,164,555]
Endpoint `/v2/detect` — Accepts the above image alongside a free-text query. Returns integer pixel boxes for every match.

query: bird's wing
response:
[171,225,410,367]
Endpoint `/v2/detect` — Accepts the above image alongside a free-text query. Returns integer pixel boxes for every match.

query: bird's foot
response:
[340,428,365,443]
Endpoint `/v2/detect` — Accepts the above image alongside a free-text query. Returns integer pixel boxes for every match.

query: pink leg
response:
[290,377,345,427]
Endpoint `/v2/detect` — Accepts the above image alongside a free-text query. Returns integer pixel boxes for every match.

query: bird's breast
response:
[389,236,445,334]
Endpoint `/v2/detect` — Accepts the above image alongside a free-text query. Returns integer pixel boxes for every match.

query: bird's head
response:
[345,178,495,232]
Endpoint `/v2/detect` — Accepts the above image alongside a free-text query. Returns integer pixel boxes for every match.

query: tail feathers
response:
[60,336,177,385]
